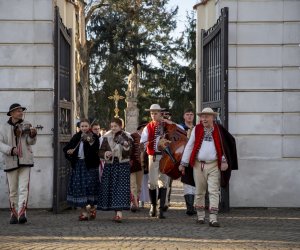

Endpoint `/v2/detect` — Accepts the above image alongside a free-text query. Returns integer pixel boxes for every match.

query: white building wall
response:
[0,0,54,208]
[214,0,300,207]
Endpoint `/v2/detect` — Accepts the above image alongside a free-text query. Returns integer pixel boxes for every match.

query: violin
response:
[81,131,95,143]
[159,123,188,179]
[14,123,35,137]
[113,131,130,146]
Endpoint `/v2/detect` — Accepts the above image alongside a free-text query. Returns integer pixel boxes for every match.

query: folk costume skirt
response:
[97,159,130,211]
[67,159,100,207]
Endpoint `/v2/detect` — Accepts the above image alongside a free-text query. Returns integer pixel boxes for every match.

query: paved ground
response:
[0,181,300,250]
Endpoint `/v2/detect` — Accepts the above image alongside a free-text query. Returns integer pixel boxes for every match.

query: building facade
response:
[0,0,77,209]
[194,0,300,207]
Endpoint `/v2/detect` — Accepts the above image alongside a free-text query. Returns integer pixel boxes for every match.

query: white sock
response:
[197,210,205,220]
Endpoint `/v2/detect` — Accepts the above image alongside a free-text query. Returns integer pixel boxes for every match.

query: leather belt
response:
[152,152,162,162]
[197,159,217,171]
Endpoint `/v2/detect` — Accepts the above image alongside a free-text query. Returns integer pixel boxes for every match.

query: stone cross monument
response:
[125,64,140,133]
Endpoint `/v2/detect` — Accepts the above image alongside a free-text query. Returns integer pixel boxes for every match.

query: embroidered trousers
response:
[6,167,31,216]
[193,160,220,221]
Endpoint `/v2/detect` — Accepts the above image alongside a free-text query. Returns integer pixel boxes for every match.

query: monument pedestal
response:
[125,97,139,133]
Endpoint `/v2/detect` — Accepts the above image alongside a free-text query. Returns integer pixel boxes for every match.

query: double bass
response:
[159,123,188,179]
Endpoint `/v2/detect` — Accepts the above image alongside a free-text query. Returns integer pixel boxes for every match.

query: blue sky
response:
[168,0,198,36]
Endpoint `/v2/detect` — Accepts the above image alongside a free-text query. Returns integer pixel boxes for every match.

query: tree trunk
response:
[75,0,89,118]
[74,0,107,118]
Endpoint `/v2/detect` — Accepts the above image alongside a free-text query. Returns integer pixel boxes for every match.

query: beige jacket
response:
[0,120,37,171]
[99,130,132,163]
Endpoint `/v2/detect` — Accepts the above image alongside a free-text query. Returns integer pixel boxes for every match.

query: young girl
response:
[97,118,133,222]
[63,118,100,221]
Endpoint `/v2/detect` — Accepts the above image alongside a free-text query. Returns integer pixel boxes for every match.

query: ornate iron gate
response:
[201,7,229,211]
[53,7,73,213]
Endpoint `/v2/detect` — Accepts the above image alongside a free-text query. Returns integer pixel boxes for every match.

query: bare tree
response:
[72,0,108,118]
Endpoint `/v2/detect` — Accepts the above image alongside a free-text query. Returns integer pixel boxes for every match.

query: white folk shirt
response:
[181,127,217,165]
[140,125,160,153]
[78,141,85,159]
[197,140,217,161]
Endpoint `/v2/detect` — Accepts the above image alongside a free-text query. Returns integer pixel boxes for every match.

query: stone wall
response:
[195,0,300,207]
[215,0,300,207]
[0,0,54,208]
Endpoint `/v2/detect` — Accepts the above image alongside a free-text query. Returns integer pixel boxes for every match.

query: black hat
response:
[137,122,148,131]
[7,103,26,116]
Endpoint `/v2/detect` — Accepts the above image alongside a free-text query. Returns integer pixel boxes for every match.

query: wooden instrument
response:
[159,123,188,179]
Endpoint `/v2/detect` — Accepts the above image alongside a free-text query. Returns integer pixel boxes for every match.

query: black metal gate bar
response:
[53,7,73,213]
[201,7,229,211]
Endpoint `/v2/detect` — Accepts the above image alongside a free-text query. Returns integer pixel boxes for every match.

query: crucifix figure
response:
[108,89,125,118]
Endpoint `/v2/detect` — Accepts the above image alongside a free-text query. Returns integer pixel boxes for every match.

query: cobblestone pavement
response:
[0,181,300,250]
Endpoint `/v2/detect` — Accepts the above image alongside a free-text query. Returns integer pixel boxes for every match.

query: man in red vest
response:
[179,107,238,227]
[140,104,173,219]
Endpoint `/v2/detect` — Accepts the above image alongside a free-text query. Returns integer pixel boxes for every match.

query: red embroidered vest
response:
[189,123,223,168]
[146,121,158,156]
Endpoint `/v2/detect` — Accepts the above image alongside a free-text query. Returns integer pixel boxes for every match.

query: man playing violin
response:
[140,104,176,219]
[0,103,37,224]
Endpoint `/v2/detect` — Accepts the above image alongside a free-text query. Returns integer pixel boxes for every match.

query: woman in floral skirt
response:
[97,118,133,222]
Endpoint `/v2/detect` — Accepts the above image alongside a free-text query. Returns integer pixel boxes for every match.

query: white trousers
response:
[193,160,220,221]
[148,155,169,190]
[139,174,150,202]
[130,170,143,200]
[6,167,31,216]
[183,183,196,195]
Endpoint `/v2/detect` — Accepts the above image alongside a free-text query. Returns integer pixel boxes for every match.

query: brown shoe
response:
[209,221,220,227]
[196,219,205,224]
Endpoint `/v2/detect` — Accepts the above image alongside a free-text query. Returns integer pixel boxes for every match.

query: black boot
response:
[149,189,157,217]
[184,195,196,216]
[10,214,18,224]
[158,188,167,219]
[191,195,197,215]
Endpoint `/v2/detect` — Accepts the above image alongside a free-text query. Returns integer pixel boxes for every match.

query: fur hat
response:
[7,103,26,116]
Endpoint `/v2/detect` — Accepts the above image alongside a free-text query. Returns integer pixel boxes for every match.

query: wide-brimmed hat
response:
[145,104,165,111]
[197,107,219,116]
[7,103,27,116]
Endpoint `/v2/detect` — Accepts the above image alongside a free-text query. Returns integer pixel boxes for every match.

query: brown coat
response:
[130,132,142,173]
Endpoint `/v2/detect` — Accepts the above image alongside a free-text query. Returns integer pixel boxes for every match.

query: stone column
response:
[125,96,139,133]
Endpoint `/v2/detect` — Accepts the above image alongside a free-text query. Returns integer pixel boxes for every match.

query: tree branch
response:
[85,0,109,23]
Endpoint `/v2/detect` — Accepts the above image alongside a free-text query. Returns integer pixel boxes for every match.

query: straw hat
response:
[197,107,219,116]
[145,104,165,111]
